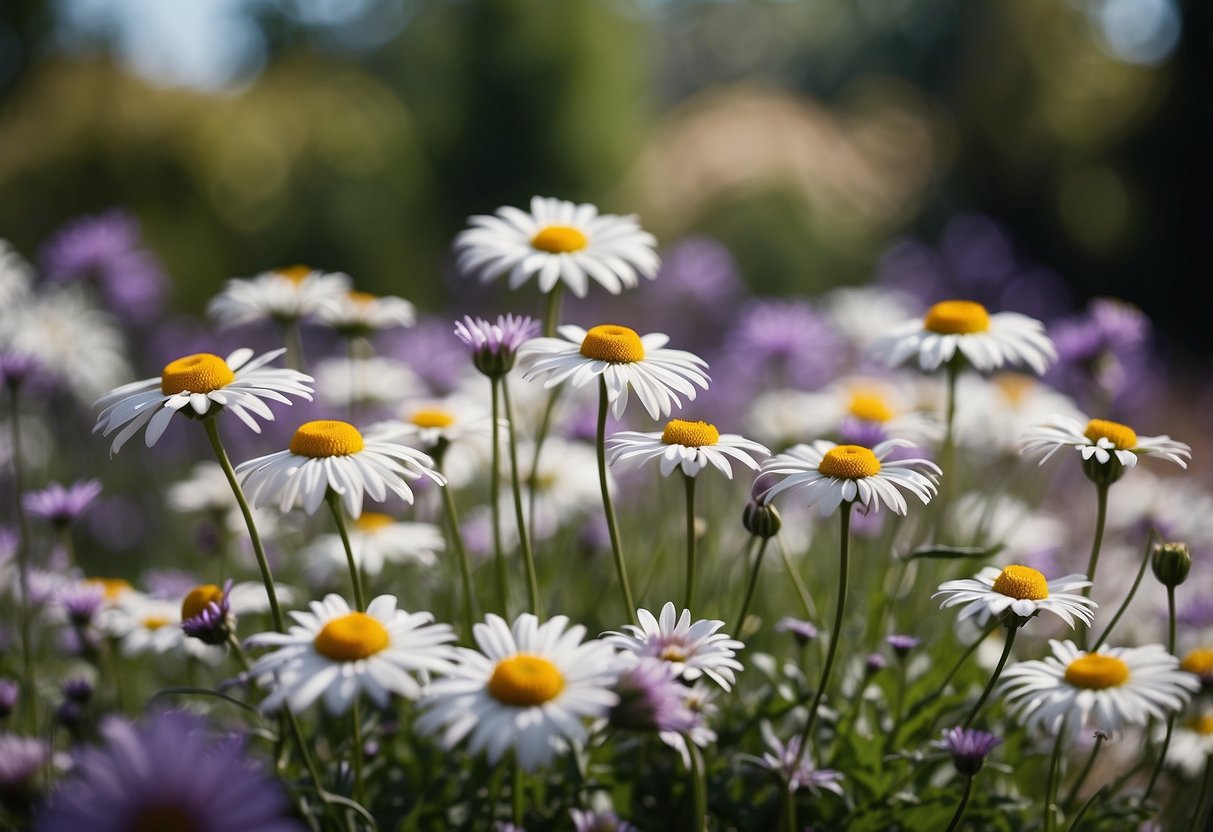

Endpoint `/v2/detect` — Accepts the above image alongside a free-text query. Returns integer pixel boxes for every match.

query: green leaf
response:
[898,543,1005,562]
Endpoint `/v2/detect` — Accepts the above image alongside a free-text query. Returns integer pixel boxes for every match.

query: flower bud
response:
[742,500,782,539]
[1152,541,1191,588]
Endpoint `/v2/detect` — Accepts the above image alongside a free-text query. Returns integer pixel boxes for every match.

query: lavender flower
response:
[0,352,40,390]
[571,808,639,832]
[864,653,888,674]
[181,580,234,646]
[887,634,920,658]
[57,583,105,628]
[719,300,845,392]
[33,710,303,832]
[0,680,18,719]
[935,727,1003,776]
[757,729,845,796]
[1048,297,1154,413]
[0,734,49,814]
[610,658,701,733]
[23,480,102,529]
[775,617,819,646]
[383,316,469,393]
[453,314,539,377]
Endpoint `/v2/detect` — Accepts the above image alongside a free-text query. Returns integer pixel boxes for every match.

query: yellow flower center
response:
[289,420,365,458]
[86,577,132,601]
[923,300,991,335]
[142,615,170,631]
[356,512,395,532]
[275,265,312,284]
[661,420,720,448]
[817,445,881,479]
[410,408,456,429]
[847,391,894,423]
[659,645,689,662]
[1181,648,1213,677]
[160,354,235,396]
[579,325,645,363]
[531,225,589,254]
[487,654,565,707]
[1083,419,1138,450]
[348,290,376,306]
[1190,715,1213,736]
[991,565,1050,601]
[313,612,390,662]
[1064,654,1130,690]
[992,373,1035,407]
[181,584,224,621]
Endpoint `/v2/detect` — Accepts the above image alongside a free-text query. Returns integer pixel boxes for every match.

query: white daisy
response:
[1164,713,1213,778]
[378,396,493,451]
[99,592,220,661]
[603,602,744,691]
[1000,640,1198,739]
[454,196,660,297]
[518,324,709,420]
[607,419,769,479]
[512,438,607,540]
[933,565,1096,629]
[416,613,619,771]
[821,285,918,351]
[93,349,314,454]
[236,420,445,518]
[947,493,1068,562]
[317,290,416,336]
[165,461,282,537]
[300,513,444,581]
[313,356,424,409]
[245,593,456,714]
[207,265,352,327]
[869,299,1057,375]
[758,439,940,517]
[954,373,1084,455]
[1019,414,1190,471]
[0,239,33,307]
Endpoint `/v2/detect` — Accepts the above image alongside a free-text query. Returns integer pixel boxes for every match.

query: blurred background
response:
[0,0,1208,359]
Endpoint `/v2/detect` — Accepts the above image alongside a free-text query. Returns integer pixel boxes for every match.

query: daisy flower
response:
[453,196,660,297]
[99,592,220,661]
[1000,640,1199,739]
[869,299,1057,375]
[245,594,456,714]
[235,420,445,518]
[317,290,416,337]
[607,418,769,479]
[753,725,845,797]
[416,613,619,771]
[313,356,423,409]
[453,314,539,378]
[603,602,744,691]
[954,373,1084,456]
[1164,713,1213,777]
[207,265,351,328]
[93,349,314,454]
[934,727,1003,776]
[518,324,709,419]
[1019,414,1190,471]
[300,513,444,581]
[934,565,1096,629]
[385,396,492,451]
[758,439,940,517]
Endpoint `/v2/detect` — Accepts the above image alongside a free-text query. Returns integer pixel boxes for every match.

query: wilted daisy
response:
[300,514,444,581]
[758,439,940,517]
[246,594,456,713]
[604,603,744,691]
[207,265,352,328]
[519,324,709,419]
[607,419,769,479]
[934,565,1096,629]
[1019,414,1190,472]
[318,290,416,337]
[454,196,659,297]
[416,613,619,771]
[870,299,1057,375]
[236,420,445,517]
[1000,640,1199,738]
[94,349,314,454]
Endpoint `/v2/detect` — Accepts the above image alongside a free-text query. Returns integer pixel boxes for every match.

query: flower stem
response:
[908,618,999,731]
[326,491,365,612]
[683,473,698,611]
[281,319,306,372]
[935,358,961,530]
[351,698,367,807]
[512,756,524,827]
[1064,785,1107,832]
[7,384,35,731]
[542,284,564,338]
[777,533,816,619]
[688,738,707,832]
[1081,482,1110,600]
[596,377,637,625]
[1143,585,1179,801]
[1089,527,1157,652]
[943,775,973,832]
[203,417,284,632]
[490,378,509,615]
[1043,720,1068,832]
[736,537,772,630]
[1193,754,1213,830]
[500,377,540,618]
[1063,732,1104,810]
[525,386,563,539]
[961,622,1019,729]
[434,451,477,642]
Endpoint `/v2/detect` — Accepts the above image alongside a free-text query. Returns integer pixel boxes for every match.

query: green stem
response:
[1143,584,1180,801]
[684,473,698,611]
[1090,528,1158,652]
[1065,785,1107,832]
[512,757,524,827]
[490,379,509,615]
[526,386,563,539]
[351,698,367,807]
[596,377,637,625]
[282,319,306,373]
[7,384,35,732]
[935,358,961,532]
[776,534,816,619]
[435,453,477,641]
[688,738,707,832]
[883,661,909,756]
[542,284,564,338]
[327,492,365,612]
[1193,754,1213,831]
[961,623,1019,729]
[1044,721,1068,832]
[1081,482,1110,600]
[500,377,540,618]
[943,776,973,832]
[736,537,772,630]
[1063,734,1104,810]
[783,785,797,832]
[203,417,284,632]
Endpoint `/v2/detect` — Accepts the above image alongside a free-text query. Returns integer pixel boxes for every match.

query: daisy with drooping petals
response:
[519,324,709,420]
[603,603,744,691]
[934,565,1096,629]
[300,513,444,581]
[1019,414,1190,471]
[454,197,660,297]
[207,265,352,328]
[93,349,314,454]
[607,419,769,479]
[318,290,416,337]
[245,593,456,714]
[870,300,1057,375]
[1000,640,1198,739]
[236,420,445,518]
[758,439,940,517]
[416,613,619,771]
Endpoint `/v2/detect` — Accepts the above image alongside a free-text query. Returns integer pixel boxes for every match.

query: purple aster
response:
[181,580,234,646]
[864,653,887,674]
[571,808,639,832]
[758,731,845,797]
[837,417,890,450]
[0,734,49,815]
[0,679,18,720]
[609,658,701,733]
[886,634,920,657]
[381,316,469,394]
[23,480,102,529]
[33,710,304,832]
[774,617,818,646]
[453,314,539,377]
[719,300,845,392]
[39,209,168,325]
[0,352,41,390]
[57,583,106,628]
[935,727,1003,776]
[1048,297,1154,414]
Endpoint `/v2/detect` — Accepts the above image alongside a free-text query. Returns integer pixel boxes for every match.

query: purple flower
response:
[34,710,304,832]
[57,583,105,628]
[24,480,102,528]
[758,730,845,797]
[181,580,234,646]
[886,634,920,657]
[0,734,49,814]
[382,316,469,394]
[453,314,539,377]
[775,617,819,646]
[864,653,887,674]
[0,679,18,719]
[935,727,1003,776]
[609,658,701,733]
[571,808,639,832]
[720,300,845,392]
[0,352,40,390]
[61,679,93,704]
[1048,297,1154,415]
[39,209,167,325]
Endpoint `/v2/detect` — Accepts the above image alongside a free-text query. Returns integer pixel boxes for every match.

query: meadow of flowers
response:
[0,202,1208,831]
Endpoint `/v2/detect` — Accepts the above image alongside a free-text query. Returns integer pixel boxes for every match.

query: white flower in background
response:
[300,513,444,582]
[99,592,221,661]
[934,565,1096,629]
[604,602,744,691]
[246,594,456,714]
[313,356,423,409]
[165,461,281,537]
[512,438,606,540]
[371,397,494,490]
[454,196,660,297]
[317,290,416,336]
[608,419,769,479]
[821,285,917,350]
[870,300,1057,375]
[947,493,1068,561]
[0,239,33,307]
[1165,714,1213,778]
[953,372,1083,456]
[1106,471,1213,543]
[1019,415,1190,471]
[208,265,352,328]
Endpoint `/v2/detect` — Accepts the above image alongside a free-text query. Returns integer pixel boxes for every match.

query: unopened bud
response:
[742,500,782,539]
[1152,541,1191,588]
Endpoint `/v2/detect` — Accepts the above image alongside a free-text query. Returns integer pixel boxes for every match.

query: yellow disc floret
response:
[991,565,1050,601]
[142,616,170,631]
[1190,715,1213,736]
[531,225,589,254]
[275,265,313,283]
[923,300,991,335]
[1181,648,1213,678]
[289,420,365,458]
[661,420,720,448]
[579,325,645,363]
[1064,654,1130,690]
[348,290,376,305]
[487,654,565,707]
[1083,419,1138,450]
[992,373,1035,406]
[313,612,390,662]
[356,512,395,532]
[847,391,894,423]
[86,577,132,601]
[160,354,235,396]
[409,409,456,429]
[817,445,881,479]
[181,584,225,621]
